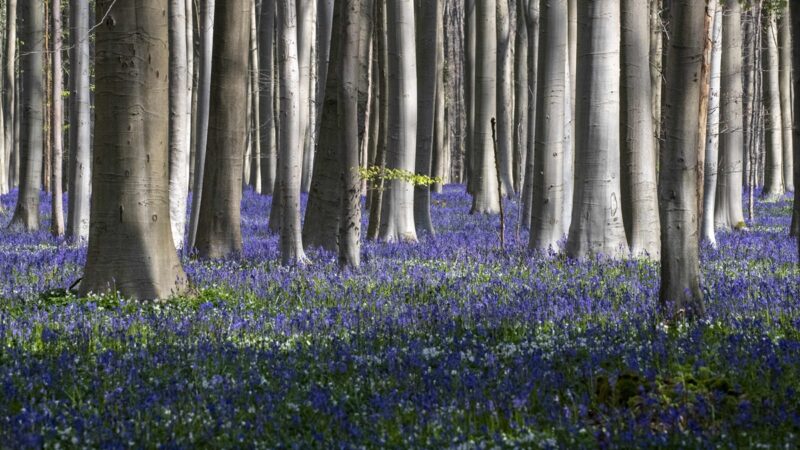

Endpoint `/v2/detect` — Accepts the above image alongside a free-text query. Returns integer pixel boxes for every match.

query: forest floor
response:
[0,187,799,448]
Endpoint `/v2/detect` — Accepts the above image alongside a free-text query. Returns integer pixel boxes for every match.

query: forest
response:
[0,0,799,447]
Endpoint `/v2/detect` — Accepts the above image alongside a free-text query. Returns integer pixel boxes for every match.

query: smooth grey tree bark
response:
[298,0,317,193]
[566,0,628,259]
[701,2,722,246]
[51,0,65,237]
[779,5,794,193]
[792,0,800,239]
[1,0,16,195]
[763,12,784,200]
[658,0,707,320]
[8,0,44,231]
[413,0,441,235]
[495,0,515,197]
[379,0,418,241]
[528,0,566,251]
[621,0,661,257]
[562,0,576,235]
[278,0,309,264]
[169,0,192,250]
[470,0,500,214]
[465,0,476,195]
[715,0,746,232]
[188,0,215,249]
[650,0,662,148]
[248,0,262,193]
[259,0,277,195]
[339,0,363,269]
[195,1,250,259]
[520,0,539,230]
[513,0,528,196]
[81,0,187,300]
[367,0,388,241]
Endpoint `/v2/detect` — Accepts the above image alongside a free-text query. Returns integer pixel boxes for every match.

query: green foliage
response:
[358,166,442,188]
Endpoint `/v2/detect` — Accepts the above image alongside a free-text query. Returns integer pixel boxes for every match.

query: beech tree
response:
[0,0,15,195]
[259,0,277,195]
[51,0,65,237]
[81,0,187,300]
[778,4,793,193]
[763,11,784,199]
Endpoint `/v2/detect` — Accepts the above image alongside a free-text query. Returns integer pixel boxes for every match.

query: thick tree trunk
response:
[779,6,794,193]
[658,0,707,320]
[188,0,215,249]
[1,0,16,195]
[278,0,309,264]
[379,0,418,241]
[715,0,746,232]
[169,0,191,250]
[701,3,722,245]
[259,0,277,195]
[621,0,661,257]
[566,0,628,259]
[495,0,515,197]
[792,1,800,238]
[51,0,65,237]
[298,0,317,193]
[8,0,44,231]
[469,0,500,214]
[339,0,363,268]
[413,0,441,235]
[650,0,663,148]
[563,0,576,235]
[367,0,388,241]
[763,12,784,199]
[513,0,528,196]
[81,0,187,300]
[520,0,539,230]
[195,2,249,259]
[528,0,566,251]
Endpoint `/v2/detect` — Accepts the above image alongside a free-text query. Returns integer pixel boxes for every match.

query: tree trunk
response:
[248,0,262,193]
[779,5,794,193]
[8,0,44,231]
[701,3,722,245]
[563,0,576,235]
[259,0,277,195]
[469,0,500,214]
[763,12,784,200]
[520,0,539,230]
[465,0,476,194]
[81,0,187,300]
[658,0,707,320]
[715,0,746,232]
[298,0,317,193]
[278,0,309,264]
[413,0,441,235]
[51,0,65,237]
[566,0,628,259]
[650,0,663,150]
[528,0,566,251]
[495,0,515,197]
[792,1,800,238]
[367,0,387,241]
[339,0,363,268]
[513,0,528,196]
[1,0,16,195]
[621,0,661,257]
[379,0,418,241]
[169,0,191,250]
[188,0,215,249]
[195,1,249,259]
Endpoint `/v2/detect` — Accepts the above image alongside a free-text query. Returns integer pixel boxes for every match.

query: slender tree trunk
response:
[715,0,746,232]
[465,0,476,194]
[763,11,784,199]
[8,0,44,231]
[188,0,215,249]
[248,0,262,193]
[701,3,722,245]
[367,0,387,241]
[566,0,628,259]
[195,1,249,259]
[1,0,16,195]
[495,0,515,197]
[81,0,187,300]
[792,1,800,238]
[563,0,576,235]
[339,0,363,268]
[520,0,539,230]
[169,0,191,250]
[658,0,707,320]
[469,0,500,214]
[259,1,277,195]
[51,0,65,237]
[379,0,418,241]
[650,0,663,151]
[621,0,661,257]
[278,0,309,264]
[413,0,441,235]
[298,0,317,193]
[513,0,528,196]
[779,5,794,193]
[528,0,566,251]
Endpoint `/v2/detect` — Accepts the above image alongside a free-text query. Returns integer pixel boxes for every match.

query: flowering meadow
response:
[0,187,799,448]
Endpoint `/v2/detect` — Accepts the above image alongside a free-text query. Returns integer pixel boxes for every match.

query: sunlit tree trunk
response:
[566,0,628,259]
[1,0,16,195]
[792,0,800,239]
[169,0,191,250]
[248,0,262,193]
[701,3,722,245]
[81,0,187,300]
[495,0,514,196]
[513,0,528,196]
[51,0,65,237]
[298,0,317,193]
[763,11,784,199]
[465,0,476,194]
[9,0,44,231]
[520,0,539,230]
[715,0,746,232]
[379,0,418,241]
[779,5,793,193]
[658,0,707,320]
[528,0,566,251]
[259,0,277,195]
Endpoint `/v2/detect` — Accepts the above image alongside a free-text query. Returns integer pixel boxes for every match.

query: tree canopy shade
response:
[80,0,187,300]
